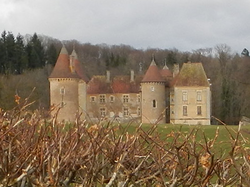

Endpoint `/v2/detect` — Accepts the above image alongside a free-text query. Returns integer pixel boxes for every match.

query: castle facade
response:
[49,47,211,125]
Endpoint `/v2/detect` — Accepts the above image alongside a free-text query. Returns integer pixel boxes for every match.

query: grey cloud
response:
[0,0,250,53]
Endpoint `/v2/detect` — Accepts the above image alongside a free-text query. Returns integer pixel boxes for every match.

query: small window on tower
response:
[153,100,157,108]
[137,107,141,116]
[60,87,65,95]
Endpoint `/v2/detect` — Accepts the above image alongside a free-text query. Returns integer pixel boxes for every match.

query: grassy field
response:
[119,123,250,157]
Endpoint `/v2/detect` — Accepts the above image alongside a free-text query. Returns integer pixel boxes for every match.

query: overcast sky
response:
[1,0,250,53]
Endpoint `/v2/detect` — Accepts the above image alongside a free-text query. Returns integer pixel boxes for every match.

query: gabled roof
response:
[49,47,88,82]
[142,59,165,83]
[171,62,210,87]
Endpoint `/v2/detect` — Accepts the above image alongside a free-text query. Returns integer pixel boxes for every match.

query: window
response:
[151,86,155,91]
[197,106,202,115]
[153,99,157,108]
[99,95,106,103]
[123,107,129,116]
[90,96,96,102]
[123,95,129,103]
[137,94,141,103]
[197,91,202,102]
[182,91,188,101]
[110,95,115,103]
[60,87,65,95]
[60,101,66,108]
[137,107,141,116]
[183,106,187,116]
[100,107,106,117]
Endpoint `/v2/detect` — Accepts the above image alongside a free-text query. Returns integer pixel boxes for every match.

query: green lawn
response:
[118,123,250,157]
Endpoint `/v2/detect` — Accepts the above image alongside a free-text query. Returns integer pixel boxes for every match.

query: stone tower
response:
[49,46,88,122]
[141,59,166,124]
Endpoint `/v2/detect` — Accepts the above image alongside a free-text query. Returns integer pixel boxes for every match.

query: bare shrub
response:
[0,104,250,186]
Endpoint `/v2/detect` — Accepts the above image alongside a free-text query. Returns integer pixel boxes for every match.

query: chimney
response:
[173,64,179,77]
[106,70,110,82]
[130,70,135,82]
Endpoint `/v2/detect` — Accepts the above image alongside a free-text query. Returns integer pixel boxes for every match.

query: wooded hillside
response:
[0,30,249,124]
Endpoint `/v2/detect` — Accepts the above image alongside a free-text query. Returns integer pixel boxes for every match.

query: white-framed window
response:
[137,94,141,103]
[109,95,115,103]
[197,106,202,115]
[60,87,65,95]
[99,94,106,103]
[151,86,155,91]
[123,94,129,103]
[123,107,129,116]
[100,107,106,117]
[90,96,96,102]
[197,91,202,102]
[182,91,188,101]
[153,99,157,108]
[183,106,188,116]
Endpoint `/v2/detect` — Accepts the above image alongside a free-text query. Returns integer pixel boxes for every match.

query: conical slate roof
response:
[142,59,165,82]
[160,64,173,79]
[171,62,209,87]
[49,46,88,82]
[71,49,89,82]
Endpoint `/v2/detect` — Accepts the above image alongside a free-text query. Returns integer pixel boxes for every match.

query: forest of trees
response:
[0,30,250,125]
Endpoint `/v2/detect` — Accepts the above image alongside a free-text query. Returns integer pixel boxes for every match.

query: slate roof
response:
[49,47,88,82]
[160,64,173,79]
[141,59,165,83]
[87,75,143,94]
[171,62,209,87]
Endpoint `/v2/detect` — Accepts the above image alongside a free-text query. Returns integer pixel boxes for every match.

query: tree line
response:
[0,31,58,74]
[0,30,250,124]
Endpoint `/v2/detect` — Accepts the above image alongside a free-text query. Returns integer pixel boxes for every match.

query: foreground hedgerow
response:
[1,109,250,186]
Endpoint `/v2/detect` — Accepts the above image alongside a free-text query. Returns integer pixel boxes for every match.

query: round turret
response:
[141,59,166,124]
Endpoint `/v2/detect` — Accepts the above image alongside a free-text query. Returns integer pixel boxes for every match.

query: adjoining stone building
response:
[170,62,211,125]
[49,46,211,125]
